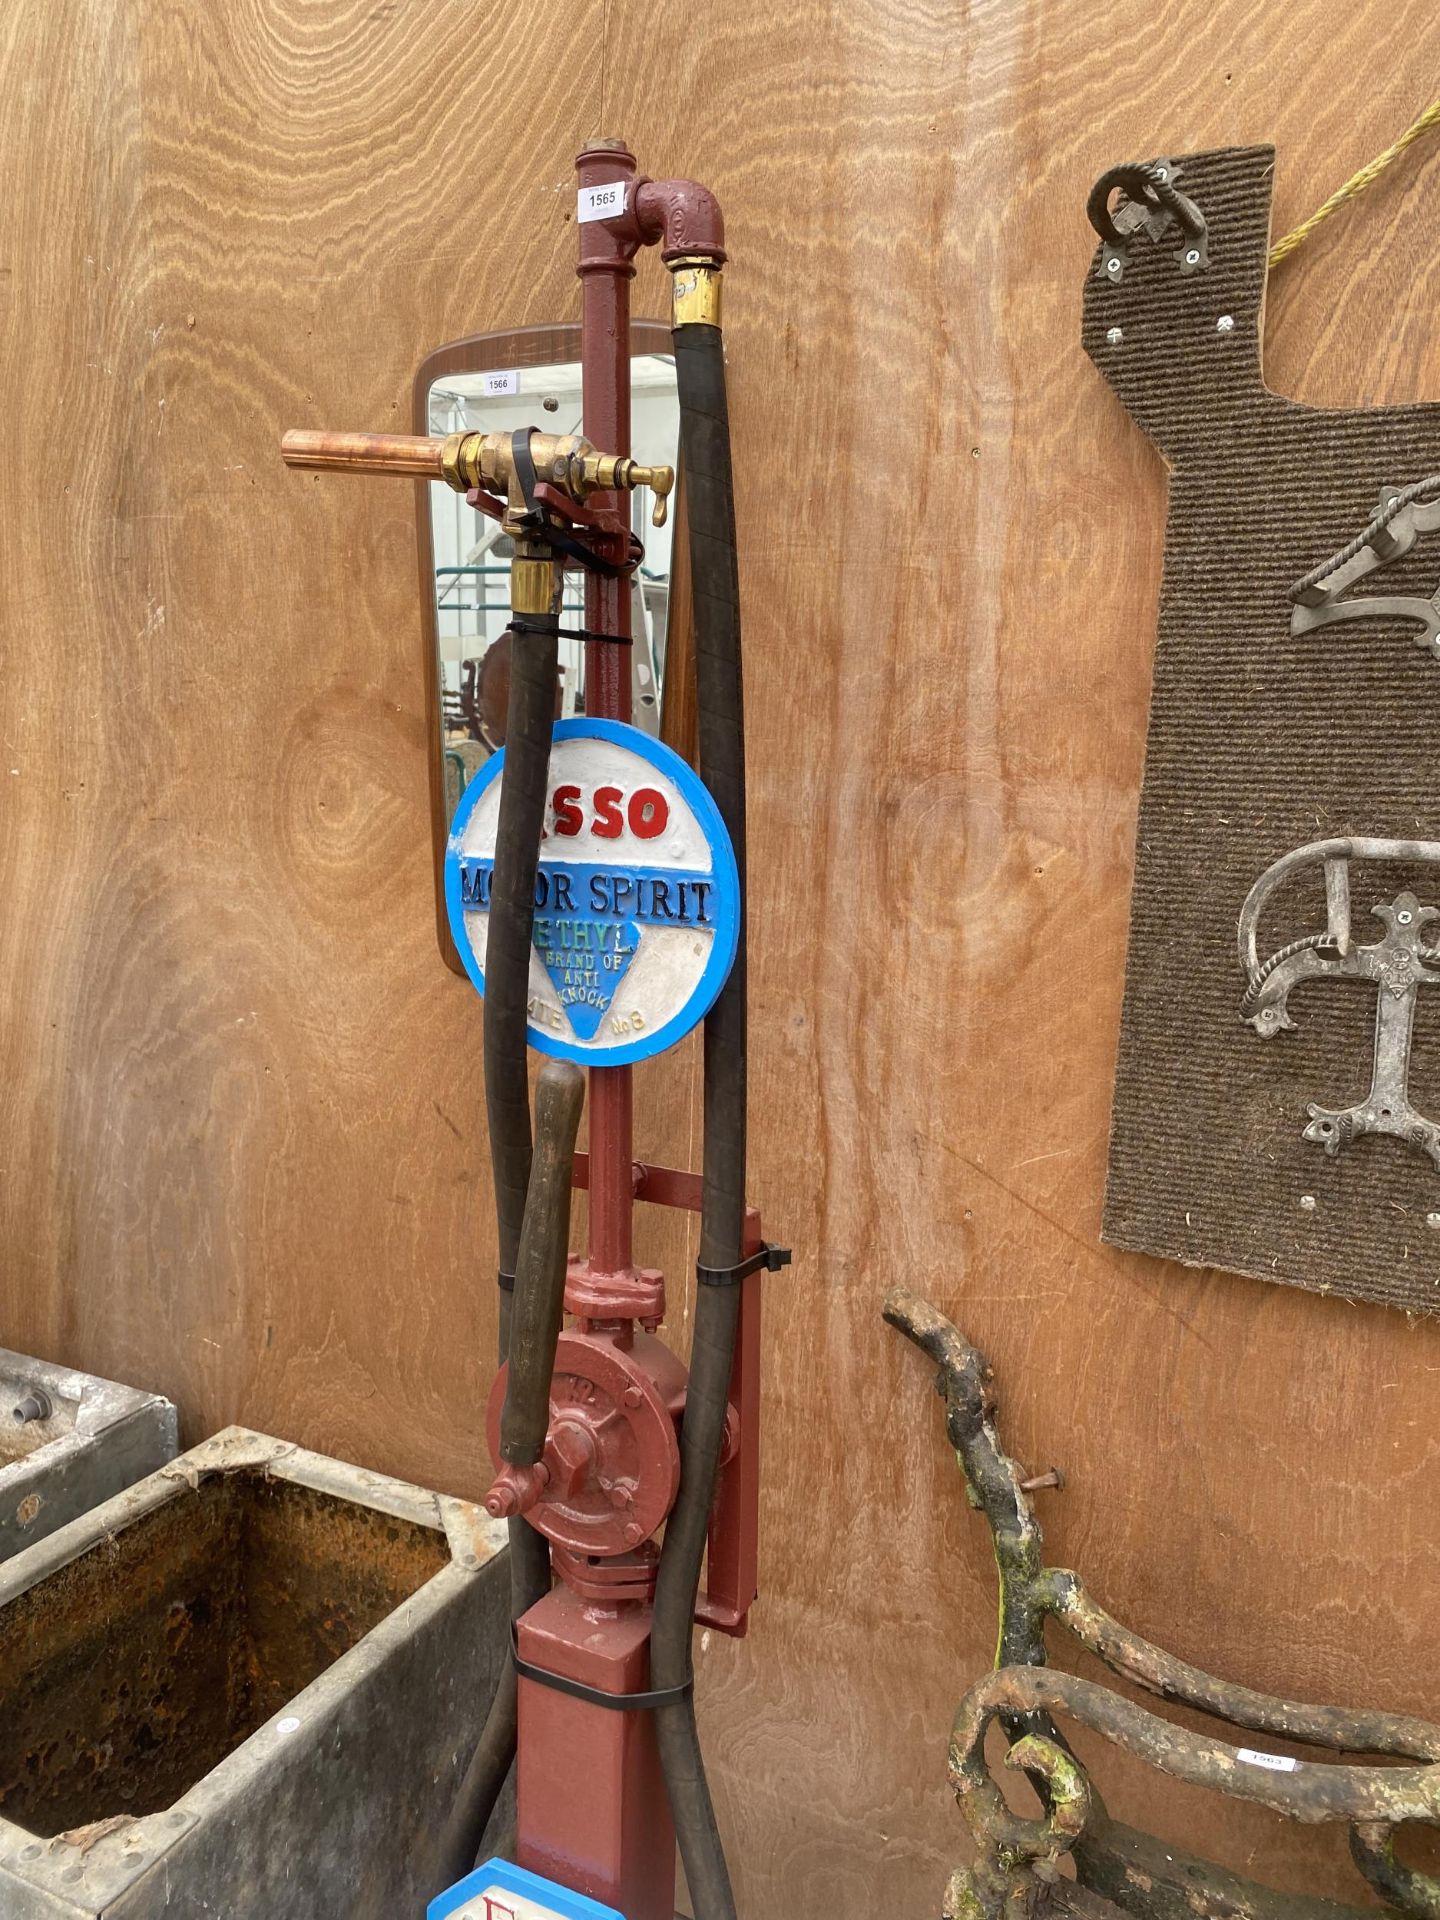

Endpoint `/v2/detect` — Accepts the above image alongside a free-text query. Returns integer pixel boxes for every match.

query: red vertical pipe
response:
[576,139,639,1278]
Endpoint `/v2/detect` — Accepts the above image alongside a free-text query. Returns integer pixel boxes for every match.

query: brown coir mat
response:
[1084,144,1440,1314]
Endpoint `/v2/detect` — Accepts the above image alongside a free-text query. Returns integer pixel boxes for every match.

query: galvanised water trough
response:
[0,1349,177,1560]
[0,1427,509,1918]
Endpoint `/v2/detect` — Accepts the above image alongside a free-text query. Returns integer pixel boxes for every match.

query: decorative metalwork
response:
[1290,476,1440,662]
[1086,159,1208,282]
[1240,837,1440,1170]
[884,1288,1440,1919]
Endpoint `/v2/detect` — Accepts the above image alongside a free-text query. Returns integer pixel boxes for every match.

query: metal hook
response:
[1289,474,1440,665]
[1087,160,1209,282]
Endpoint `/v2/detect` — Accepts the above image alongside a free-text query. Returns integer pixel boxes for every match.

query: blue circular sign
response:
[445,719,740,1067]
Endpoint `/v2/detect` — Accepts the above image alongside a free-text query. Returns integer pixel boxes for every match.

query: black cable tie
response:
[511,1626,693,1711]
[695,1242,792,1288]
[497,1269,516,1294]
[557,625,632,647]
[507,616,632,647]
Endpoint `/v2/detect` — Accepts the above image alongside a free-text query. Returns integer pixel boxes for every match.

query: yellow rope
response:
[1269,97,1440,268]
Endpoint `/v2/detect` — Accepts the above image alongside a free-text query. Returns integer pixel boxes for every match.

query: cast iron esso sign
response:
[430,1858,624,1920]
[445,719,739,1066]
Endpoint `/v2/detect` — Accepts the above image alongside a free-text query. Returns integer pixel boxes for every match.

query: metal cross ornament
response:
[1239,837,1440,1170]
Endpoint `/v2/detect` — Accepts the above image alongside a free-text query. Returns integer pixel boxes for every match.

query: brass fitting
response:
[510,549,560,617]
[281,427,673,533]
[439,429,673,531]
[668,255,723,329]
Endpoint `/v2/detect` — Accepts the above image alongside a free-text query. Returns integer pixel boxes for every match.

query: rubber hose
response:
[438,610,560,1887]
[489,614,560,1326]
[651,321,747,1920]
[501,1061,586,1466]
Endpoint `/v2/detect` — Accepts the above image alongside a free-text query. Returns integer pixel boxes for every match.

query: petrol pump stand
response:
[282,142,785,1920]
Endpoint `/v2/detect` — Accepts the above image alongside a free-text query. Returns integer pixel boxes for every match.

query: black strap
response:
[695,1242,792,1288]
[511,1626,693,1712]
[508,425,631,581]
[507,427,545,536]
[497,1269,516,1294]
[509,615,631,648]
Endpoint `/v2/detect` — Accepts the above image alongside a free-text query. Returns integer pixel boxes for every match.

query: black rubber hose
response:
[438,608,560,1888]
[650,321,747,1920]
[489,613,560,1346]
[501,1061,585,1467]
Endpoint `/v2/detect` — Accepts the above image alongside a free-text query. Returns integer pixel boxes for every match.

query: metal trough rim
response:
[0,1426,507,1911]
[0,1346,174,1472]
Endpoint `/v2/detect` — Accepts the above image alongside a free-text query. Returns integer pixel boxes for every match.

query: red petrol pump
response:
[282,141,784,1920]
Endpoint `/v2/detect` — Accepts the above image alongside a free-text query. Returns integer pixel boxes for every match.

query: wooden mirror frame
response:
[413,321,694,974]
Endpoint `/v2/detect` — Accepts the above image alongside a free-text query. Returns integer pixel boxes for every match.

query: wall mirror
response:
[414,321,691,973]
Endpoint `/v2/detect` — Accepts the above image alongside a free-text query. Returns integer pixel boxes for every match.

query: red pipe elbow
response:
[575,141,726,272]
[634,178,727,264]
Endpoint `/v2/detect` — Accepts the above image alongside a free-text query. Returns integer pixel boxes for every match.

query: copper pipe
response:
[280,429,447,478]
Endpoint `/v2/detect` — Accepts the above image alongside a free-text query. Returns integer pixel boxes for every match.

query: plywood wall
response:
[4,2,1440,1911]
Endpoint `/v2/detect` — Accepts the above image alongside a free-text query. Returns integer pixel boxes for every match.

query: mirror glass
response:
[425,355,681,824]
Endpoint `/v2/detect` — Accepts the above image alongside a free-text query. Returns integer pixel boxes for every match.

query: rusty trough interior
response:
[0,1470,449,1837]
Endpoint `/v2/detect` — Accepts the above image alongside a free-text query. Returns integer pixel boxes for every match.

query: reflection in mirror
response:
[426,355,681,824]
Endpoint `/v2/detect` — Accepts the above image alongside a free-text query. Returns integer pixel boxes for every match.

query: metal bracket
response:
[0,1807,200,1909]
[1290,479,1440,662]
[1087,159,1208,283]
[695,1242,792,1287]
[569,1153,771,1638]
[1238,837,1440,1169]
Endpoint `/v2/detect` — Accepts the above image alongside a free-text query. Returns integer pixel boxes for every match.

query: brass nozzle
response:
[633,464,674,529]
[579,454,674,527]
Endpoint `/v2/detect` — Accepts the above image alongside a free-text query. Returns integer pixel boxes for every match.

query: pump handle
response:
[499,1060,586,1467]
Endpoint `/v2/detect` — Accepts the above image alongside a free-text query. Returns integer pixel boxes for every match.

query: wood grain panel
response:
[3,0,1440,1914]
